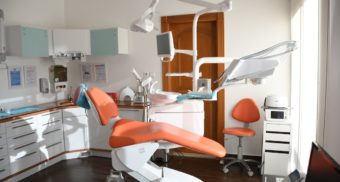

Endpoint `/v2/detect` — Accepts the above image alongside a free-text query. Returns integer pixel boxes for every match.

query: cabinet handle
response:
[14,142,36,151]
[43,129,61,135]
[18,151,37,160]
[0,169,5,173]
[266,131,290,134]
[265,150,289,154]
[12,117,33,124]
[0,147,3,150]
[12,123,31,129]
[12,132,36,140]
[43,120,61,126]
[265,140,290,144]
[0,158,4,162]
[46,142,62,149]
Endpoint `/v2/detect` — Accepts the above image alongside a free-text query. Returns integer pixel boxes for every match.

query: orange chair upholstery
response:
[222,98,260,176]
[86,87,226,157]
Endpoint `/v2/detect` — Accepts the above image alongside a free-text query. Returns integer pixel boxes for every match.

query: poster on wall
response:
[81,63,93,82]
[94,64,107,82]
[8,66,23,88]
[23,65,37,88]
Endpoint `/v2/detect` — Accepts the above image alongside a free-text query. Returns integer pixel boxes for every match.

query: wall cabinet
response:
[5,25,49,57]
[63,107,89,151]
[52,29,91,55]
[90,27,128,56]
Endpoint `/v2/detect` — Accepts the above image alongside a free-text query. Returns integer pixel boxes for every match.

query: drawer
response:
[266,123,291,133]
[7,131,38,149]
[0,155,9,167]
[40,141,64,160]
[40,110,62,125]
[9,142,39,162]
[264,133,290,142]
[0,124,5,134]
[263,152,290,176]
[264,142,290,152]
[63,107,86,117]
[41,128,63,146]
[6,121,37,137]
[10,150,40,174]
[6,116,35,128]
[0,165,10,181]
[41,119,62,133]
[0,133,6,145]
[0,144,8,156]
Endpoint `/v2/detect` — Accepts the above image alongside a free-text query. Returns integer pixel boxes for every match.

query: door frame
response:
[161,13,225,144]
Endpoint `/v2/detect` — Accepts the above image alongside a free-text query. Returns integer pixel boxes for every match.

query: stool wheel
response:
[223,167,229,174]
[247,171,254,177]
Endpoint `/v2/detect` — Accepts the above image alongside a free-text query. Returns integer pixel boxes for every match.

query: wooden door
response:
[161,13,225,145]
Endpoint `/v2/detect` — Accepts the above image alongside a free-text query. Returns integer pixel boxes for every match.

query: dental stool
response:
[84,87,226,182]
[221,98,261,176]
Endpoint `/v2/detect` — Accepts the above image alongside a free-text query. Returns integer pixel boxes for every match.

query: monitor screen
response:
[306,142,340,182]
[156,32,174,57]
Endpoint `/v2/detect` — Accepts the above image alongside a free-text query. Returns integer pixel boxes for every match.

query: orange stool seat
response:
[110,119,227,158]
[223,127,256,137]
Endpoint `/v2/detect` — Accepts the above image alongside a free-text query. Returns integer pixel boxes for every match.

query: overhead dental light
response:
[130,0,159,33]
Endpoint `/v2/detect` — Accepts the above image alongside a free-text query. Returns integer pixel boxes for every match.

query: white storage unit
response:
[0,123,10,180]
[6,115,40,174]
[261,121,292,176]
[39,110,64,160]
[52,29,91,55]
[63,107,89,151]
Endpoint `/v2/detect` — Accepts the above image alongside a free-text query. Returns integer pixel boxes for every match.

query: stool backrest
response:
[232,98,260,123]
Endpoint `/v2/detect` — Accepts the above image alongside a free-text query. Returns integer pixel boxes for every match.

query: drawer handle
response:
[0,147,3,150]
[12,123,31,129]
[43,129,61,135]
[18,151,37,160]
[12,132,36,140]
[46,142,62,149]
[42,120,61,126]
[265,140,290,144]
[266,131,290,134]
[12,118,33,124]
[0,169,5,173]
[0,158,4,162]
[14,142,36,151]
[265,150,289,154]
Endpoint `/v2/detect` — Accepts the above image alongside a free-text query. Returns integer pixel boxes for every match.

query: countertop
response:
[0,100,146,123]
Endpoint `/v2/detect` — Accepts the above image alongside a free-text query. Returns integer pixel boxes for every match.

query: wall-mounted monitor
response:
[156,31,175,61]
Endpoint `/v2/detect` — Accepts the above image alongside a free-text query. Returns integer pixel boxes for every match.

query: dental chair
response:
[221,98,261,176]
[83,87,226,182]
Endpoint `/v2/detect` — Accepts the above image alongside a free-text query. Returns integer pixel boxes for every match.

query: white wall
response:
[0,0,65,109]
[323,0,340,164]
[225,0,291,155]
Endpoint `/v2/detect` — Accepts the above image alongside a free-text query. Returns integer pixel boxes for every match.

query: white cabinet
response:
[0,123,9,180]
[63,107,89,151]
[119,108,144,121]
[39,110,64,160]
[262,121,292,176]
[52,29,91,55]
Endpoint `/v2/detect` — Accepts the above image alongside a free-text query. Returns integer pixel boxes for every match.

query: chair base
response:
[221,157,260,177]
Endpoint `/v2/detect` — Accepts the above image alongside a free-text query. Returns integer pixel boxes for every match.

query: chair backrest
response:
[86,87,119,126]
[232,98,260,123]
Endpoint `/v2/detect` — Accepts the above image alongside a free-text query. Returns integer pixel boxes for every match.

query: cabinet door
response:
[63,115,89,151]
[21,27,49,57]
[53,29,91,55]
[119,108,143,120]
[91,28,128,56]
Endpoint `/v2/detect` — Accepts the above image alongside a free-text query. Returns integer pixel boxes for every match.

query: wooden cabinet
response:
[52,29,91,55]
[62,107,89,151]
[5,25,49,57]
[90,27,128,56]
[262,121,292,176]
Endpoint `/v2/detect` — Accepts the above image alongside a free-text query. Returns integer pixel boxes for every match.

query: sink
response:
[149,91,181,105]
[0,106,41,117]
